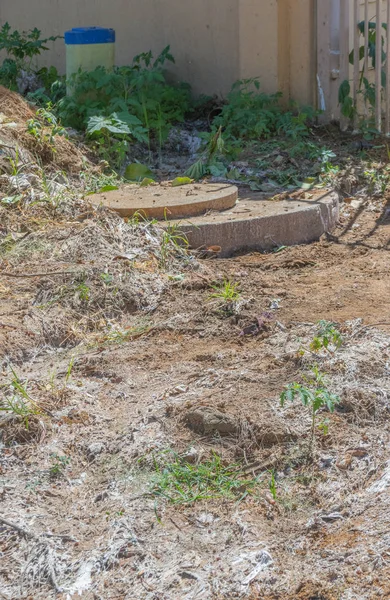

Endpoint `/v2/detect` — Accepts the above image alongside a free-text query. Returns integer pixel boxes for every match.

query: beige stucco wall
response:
[0,0,316,104]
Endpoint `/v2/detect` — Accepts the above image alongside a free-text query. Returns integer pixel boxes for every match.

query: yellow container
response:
[65,27,115,91]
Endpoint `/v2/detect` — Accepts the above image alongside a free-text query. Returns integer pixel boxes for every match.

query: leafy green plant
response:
[26,106,66,151]
[210,78,315,144]
[280,366,341,458]
[0,22,61,90]
[207,279,241,317]
[75,282,90,302]
[185,126,227,180]
[310,320,343,353]
[86,113,147,168]
[150,451,259,505]
[339,20,388,126]
[58,46,192,148]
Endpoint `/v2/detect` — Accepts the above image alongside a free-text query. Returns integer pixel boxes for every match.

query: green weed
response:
[310,320,343,353]
[150,451,260,505]
[209,279,240,303]
[160,220,189,267]
[49,453,70,479]
[0,22,61,90]
[280,366,340,459]
[268,471,278,501]
[75,282,90,302]
[65,355,75,384]
[80,170,123,194]
[0,366,41,429]
[212,78,315,143]
[26,105,66,151]
[57,46,191,150]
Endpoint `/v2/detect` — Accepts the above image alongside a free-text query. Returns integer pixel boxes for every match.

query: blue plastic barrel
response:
[65,26,115,85]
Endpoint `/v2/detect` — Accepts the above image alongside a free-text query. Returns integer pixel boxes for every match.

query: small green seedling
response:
[100,272,114,285]
[75,282,90,302]
[65,355,75,384]
[49,453,70,479]
[280,366,340,459]
[208,279,241,303]
[27,106,66,151]
[268,471,278,501]
[310,320,342,353]
[317,418,330,436]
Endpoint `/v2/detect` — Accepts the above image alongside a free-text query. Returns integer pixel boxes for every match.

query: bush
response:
[0,22,61,92]
[57,46,192,147]
[212,78,316,142]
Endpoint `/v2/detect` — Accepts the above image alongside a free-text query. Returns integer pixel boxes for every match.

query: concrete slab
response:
[90,183,238,220]
[165,188,339,257]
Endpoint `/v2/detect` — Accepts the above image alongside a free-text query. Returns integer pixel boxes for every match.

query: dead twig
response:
[351,322,390,338]
[0,515,35,539]
[0,322,18,329]
[0,516,78,543]
[0,270,77,278]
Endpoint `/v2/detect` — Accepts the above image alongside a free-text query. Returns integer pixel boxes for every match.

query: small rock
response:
[336,455,352,470]
[170,384,189,396]
[320,512,344,522]
[306,517,323,530]
[182,447,201,464]
[319,456,335,469]
[86,442,106,460]
[351,199,364,209]
[94,490,109,503]
[179,571,199,580]
[269,298,281,310]
[184,406,238,436]
[196,512,215,526]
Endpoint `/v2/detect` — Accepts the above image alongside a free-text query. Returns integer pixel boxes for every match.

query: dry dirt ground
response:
[1,87,390,600]
[0,192,389,600]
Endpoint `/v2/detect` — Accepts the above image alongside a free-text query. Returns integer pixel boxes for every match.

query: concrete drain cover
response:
[165,188,339,256]
[90,183,238,220]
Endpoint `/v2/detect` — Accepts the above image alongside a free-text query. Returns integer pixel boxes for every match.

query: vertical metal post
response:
[340,0,350,130]
[386,0,390,133]
[363,0,370,118]
[317,0,332,121]
[375,0,382,131]
[364,0,369,77]
[353,0,360,128]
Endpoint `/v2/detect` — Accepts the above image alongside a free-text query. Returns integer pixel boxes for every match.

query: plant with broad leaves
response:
[280,366,340,459]
[86,112,148,168]
[0,22,61,91]
[26,105,66,151]
[58,46,191,149]
[310,320,343,353]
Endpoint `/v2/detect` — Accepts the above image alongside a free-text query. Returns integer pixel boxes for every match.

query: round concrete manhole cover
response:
[89,183,238,220]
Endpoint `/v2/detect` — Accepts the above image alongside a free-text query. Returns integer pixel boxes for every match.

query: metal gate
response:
[317,0,390,133]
